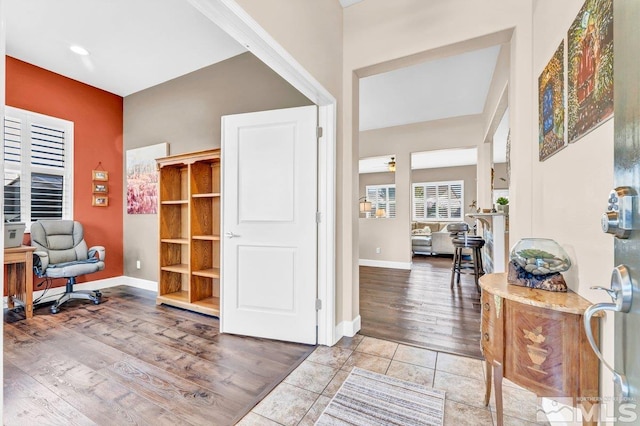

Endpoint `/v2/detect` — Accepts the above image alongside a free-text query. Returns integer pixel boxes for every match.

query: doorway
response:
[356,37,510,358]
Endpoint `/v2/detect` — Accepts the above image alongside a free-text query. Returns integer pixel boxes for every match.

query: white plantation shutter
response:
[364,184,396,218]
[4,117,22,220]
[3,107,73,225]
[412,180,464,221]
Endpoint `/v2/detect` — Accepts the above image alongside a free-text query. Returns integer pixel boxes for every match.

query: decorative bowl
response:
[509,238,571,275]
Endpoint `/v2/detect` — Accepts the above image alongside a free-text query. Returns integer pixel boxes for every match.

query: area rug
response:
[316,367,445,425]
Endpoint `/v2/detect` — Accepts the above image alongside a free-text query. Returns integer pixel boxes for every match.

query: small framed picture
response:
[92,170,109,181]
[92,183,108,194]
[92,196,109,207]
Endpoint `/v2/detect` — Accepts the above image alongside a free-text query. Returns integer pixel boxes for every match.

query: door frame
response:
[188,0,337,345]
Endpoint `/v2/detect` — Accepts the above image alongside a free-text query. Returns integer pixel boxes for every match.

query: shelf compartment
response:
[161,200,188,205]
[159,165,188,202]
[156,290,189,303]
[192,267,221,278]
[192,193,221,198]
[158,270,187,297]
[160,203,188,240]
[191,197,213,236]
[192,235,221,241]
[160,263,189,274]
[161,238,189,244]
[159,295,220,317]
[192,297,220,317]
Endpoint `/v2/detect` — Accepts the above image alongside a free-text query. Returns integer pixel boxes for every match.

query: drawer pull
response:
[484,302,490,311]
[484,333,490,342]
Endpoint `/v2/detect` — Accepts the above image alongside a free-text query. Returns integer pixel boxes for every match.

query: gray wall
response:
[123,52,313,280]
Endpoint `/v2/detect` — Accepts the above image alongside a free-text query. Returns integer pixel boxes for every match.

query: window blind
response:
[412,180,464,221]
[3,107,73,224]
[365,184,396,218]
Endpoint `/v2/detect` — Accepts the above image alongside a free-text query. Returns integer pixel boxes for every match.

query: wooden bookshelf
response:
[156,149,221,317]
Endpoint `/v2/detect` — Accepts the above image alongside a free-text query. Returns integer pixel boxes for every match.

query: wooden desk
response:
[479,273,600,426]
[5,245,36,319]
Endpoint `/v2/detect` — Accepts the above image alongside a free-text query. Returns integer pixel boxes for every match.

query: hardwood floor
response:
[359,255,483,359]
[3,286,315,425]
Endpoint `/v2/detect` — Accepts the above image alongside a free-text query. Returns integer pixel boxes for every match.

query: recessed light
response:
[70,45,90,56]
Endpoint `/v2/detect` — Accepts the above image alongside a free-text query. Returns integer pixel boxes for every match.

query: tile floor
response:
[237,335,549,425]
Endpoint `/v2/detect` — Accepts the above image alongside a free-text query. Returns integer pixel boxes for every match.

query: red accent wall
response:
[5,56,123,288]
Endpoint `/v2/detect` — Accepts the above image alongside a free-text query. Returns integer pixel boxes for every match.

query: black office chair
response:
[31,220,105,313]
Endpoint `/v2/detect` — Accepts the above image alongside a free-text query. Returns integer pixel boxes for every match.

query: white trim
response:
[120,276,158,292]
[187,0,337,346]
[317,104,336,346]
[335,315,361,340]
[4,276,158,309]
[187,0,335,106]
[359,259,412,270]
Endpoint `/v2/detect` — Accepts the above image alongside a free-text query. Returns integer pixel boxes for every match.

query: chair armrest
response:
[33,251,49,275]
[88,246,106,261]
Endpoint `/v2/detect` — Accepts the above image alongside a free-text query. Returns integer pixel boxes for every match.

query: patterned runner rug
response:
[316,367,445,425]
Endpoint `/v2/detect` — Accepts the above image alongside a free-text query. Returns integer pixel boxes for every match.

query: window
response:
[364,184,396,218]
[412,180,463,221]
[4,107,73,227]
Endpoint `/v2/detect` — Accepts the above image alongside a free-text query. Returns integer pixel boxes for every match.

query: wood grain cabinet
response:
[156,149,221,316]
[480,273,601,426]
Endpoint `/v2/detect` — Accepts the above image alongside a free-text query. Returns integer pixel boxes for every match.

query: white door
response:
[221,105,318,345]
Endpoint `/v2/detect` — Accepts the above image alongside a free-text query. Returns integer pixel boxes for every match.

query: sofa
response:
[411,221,455,255]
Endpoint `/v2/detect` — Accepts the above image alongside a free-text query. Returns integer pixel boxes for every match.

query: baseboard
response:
[119,276,158,292]
[358,259,411,270]
[4,276,158,309]
[334,315,361,343]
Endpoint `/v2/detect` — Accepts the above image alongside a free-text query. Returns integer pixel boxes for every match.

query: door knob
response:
[584,265,633,397]
[224,232,238,239]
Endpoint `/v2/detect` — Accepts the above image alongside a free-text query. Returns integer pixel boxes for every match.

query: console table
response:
[5,245,36,319]
[479,273,600,426]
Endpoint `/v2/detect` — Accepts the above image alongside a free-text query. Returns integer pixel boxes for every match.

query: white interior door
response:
[221,105,318,345]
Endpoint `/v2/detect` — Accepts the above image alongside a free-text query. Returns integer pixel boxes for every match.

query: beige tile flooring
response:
[237,335,549,425]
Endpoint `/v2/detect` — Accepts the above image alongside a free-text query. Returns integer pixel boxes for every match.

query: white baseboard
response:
[119,276,158,292]
[334,314,361,343]
[4,276,158,309]
[358,259,411,270]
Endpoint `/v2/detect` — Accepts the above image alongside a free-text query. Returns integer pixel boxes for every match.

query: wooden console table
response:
[479,273,600,426]
[5,245,36,319]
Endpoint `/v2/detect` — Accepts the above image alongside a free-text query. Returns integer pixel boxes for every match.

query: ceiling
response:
[359,45,501,131]
[5,0,246,96]
[6,0,508,170]
[339,0,366,7]
[359,148,478,174]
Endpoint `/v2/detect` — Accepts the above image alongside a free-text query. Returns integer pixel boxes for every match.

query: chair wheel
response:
[50,306,59,314]
[93,299,101,305]
[94,291,102,298]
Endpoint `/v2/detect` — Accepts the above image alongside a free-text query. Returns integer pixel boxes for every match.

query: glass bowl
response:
[510,238,571,275]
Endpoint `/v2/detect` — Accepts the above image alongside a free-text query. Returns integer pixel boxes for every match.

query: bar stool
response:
[447,223,485,291]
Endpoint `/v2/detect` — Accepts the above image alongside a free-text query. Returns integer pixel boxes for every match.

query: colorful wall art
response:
[538,41,565,161]
[567,0,613,143]
[126,143,168,214]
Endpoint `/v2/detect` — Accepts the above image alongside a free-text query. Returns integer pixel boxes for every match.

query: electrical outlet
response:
[376,247,381,254]
[136,260,141,269]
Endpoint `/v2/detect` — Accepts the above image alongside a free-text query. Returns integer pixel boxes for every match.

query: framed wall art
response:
[538,41,565,161]
[126,142,169,214]
[92,195,109,207]
[92,183,108,194]
[92,170,109,181]
[567,0,613,143]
